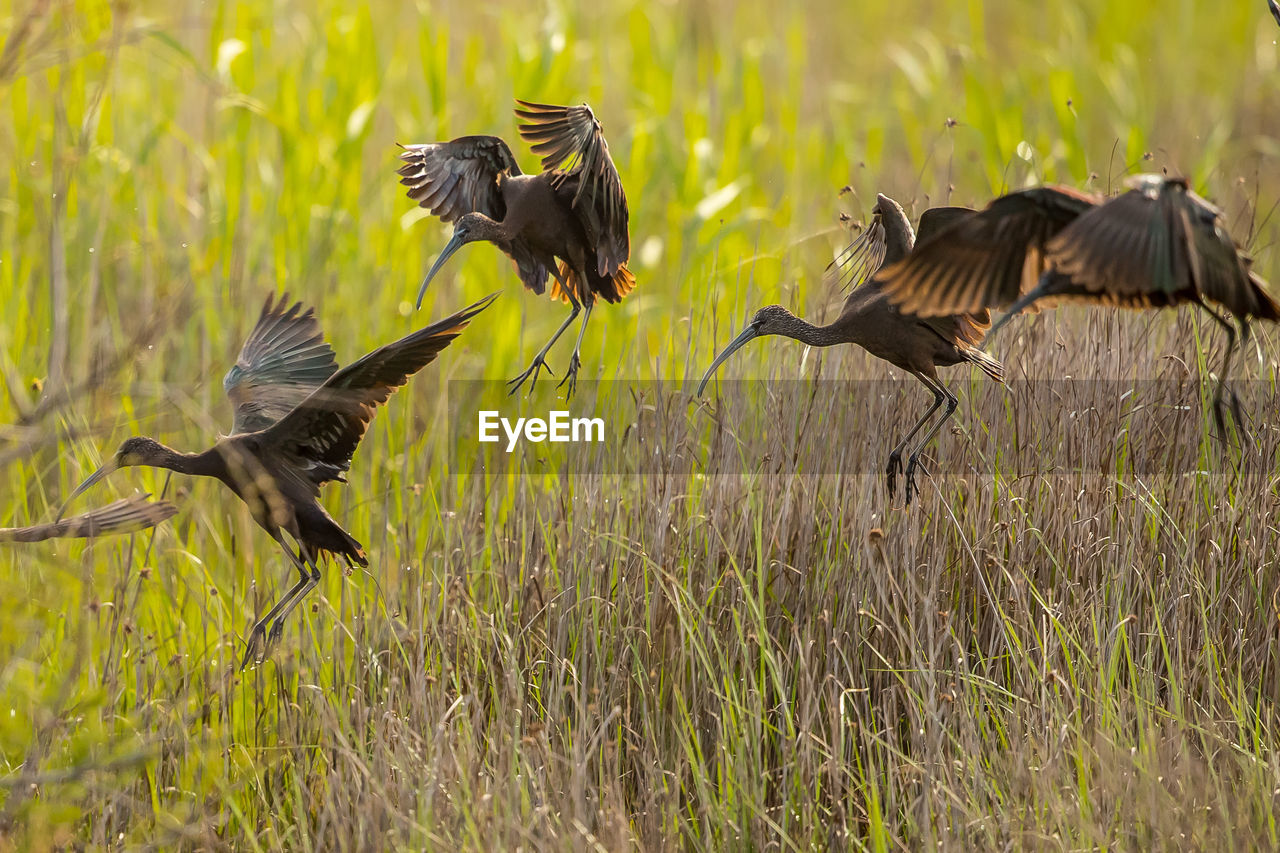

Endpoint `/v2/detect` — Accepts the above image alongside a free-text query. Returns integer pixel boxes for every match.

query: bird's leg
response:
[241,534,311,669]
[266,553,323,649]
[904,377,958,504]
[556,297,594,399]
[887,372,946,499]
[1203,307,1245,445]
[508,289,582,397]
[1230,321,1250,439]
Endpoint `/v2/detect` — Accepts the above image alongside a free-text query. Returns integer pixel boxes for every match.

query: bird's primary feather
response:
[515,100,631,278]
[225,294,339,434]
[397,135,522,224]
[397,137,551,294]
[0,494,177,543]
[259,293,498,494]
[878,186,1100,316]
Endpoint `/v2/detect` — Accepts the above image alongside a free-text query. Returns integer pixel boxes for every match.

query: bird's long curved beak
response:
[57,460,118,521]
[416,232,467,309]
[697,324,760,396]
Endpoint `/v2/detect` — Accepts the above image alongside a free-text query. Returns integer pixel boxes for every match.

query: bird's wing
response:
[828,217,887,294]
[1246,270,1280,322]
[914,206,977,243]
[1047,187,1197,305]
[0,494,178,543]
[500,239,553,296]
[828,206,976,299]
[397,137,548,293]
[259,294,497,488]
[515,100,630,277]
[1178,188,1261,317]
[224,294,340,434]
[926,310,993,349]
[397,135,522,224]
[878,186,1098,316]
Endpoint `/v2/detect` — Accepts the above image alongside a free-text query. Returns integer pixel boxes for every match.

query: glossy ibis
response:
[877,175,1280,437]
[1,494,176,543]
[698,193,1006,504]
[398,100,633,398]
[60,292,496,666]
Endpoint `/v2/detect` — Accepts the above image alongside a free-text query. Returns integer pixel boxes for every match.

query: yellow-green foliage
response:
[2,0,1280,849]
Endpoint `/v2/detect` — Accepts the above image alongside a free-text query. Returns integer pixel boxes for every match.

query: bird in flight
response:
[60,292,496,666]
[398,100,633,398]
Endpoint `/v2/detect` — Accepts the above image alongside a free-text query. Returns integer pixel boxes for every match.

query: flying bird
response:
[60,292,496,666]
[877,174,1280,438]
[698,193,1006,504]
[398,100,633,398]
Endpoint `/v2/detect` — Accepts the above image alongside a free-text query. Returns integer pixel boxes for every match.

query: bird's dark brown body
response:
[398,101,634,396]
[127,439,366,569]
[62,293,496,665]
[833,281,990,376]
[698,193,1005,503]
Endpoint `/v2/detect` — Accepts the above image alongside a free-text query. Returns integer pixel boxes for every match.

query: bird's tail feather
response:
[963,347,1006,383]
[305,517,370,569]
[550,262,636,305]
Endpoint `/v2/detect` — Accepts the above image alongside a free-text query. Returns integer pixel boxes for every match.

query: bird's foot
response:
[267,617,288,650]
[904,455,928,505]
[885,451,903,498]
[556,352,582,399]
[507,353,555,397]
[240,623,268,670]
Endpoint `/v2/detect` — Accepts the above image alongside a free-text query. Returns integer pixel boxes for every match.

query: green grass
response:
[3,0,1280,848]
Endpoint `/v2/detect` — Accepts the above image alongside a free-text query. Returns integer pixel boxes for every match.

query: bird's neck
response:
[468,213,507,242]
[148,444,226,478]
[775,312,846,347]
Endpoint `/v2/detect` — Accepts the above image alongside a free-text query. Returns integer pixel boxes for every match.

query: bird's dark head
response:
[452,212,489,244]
[56,436,168,521]
[114,436,167,468]
[747,304,800,337]
[696,305,799,396]
[416,214,494,309]
[1126,173,1218,222]
[872,193,905,220]
[1126,172,1189,199]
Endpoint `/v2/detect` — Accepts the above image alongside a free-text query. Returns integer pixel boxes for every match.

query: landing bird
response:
[697,194,1006,504]
[60,293,496,666]
[398,100,633,398]
[877,174,1280,438]
[1,494,176,543]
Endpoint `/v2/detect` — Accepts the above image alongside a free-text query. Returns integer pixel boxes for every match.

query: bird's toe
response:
[507,354,555,397]
[884,452,903,497]
[556,354,582,398]
[267,618,287,649]
[240,626,267,670]
[903,456,928,505]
